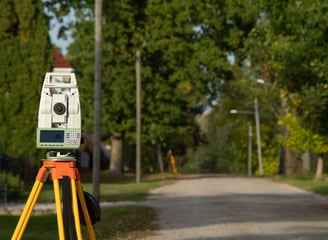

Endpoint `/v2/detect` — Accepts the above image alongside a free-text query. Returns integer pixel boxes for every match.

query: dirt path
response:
[142,175,328,240]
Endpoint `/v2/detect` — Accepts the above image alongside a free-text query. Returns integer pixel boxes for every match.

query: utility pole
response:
[254,98,264,176]
[230,98,264,176]
[93,0,102,201]
[136,50,141,183]
[248,125,253,177]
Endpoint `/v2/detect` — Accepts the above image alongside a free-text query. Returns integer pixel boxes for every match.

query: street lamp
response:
[230,98,264,176]
[256,79,266,85]
[256,78,290,175]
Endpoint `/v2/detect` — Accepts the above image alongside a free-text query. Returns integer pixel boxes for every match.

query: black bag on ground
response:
[78,191,101,225]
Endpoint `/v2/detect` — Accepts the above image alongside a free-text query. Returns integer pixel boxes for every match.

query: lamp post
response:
[248,125,253,177]
[256,78,287,175]
[230,98,264,176]
[254,98,264,176]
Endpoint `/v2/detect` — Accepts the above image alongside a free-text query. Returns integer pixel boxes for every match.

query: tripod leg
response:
[71,179,83,240]
[11,180,44,240]
[76,181,96,240]
[53,179,65,240]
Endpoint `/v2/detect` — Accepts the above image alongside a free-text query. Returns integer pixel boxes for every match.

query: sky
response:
[47,7,75,56]
[49,26,72,55]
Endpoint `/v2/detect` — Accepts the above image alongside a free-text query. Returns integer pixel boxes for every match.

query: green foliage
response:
[0,1,52,159]
[50,0,328,175]
[68,1,146,139]
[278,114,328,154]
[0,171,23,199]
[275,174,328,196]
[0,172,22,188]
[245,0,328,148]
[67,1,239,168]
[195,75,280,175]
[0,206,155,240]
[297,85,328,136]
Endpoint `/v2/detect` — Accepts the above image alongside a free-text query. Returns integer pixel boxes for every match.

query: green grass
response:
[21,172,175,202]
[2,172,175,239]
[273,174,328,195]
[1,213,58,240]
[1,206,156,240]
[93,206,156,240]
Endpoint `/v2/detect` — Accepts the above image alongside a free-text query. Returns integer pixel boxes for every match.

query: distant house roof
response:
[52,48,74,72]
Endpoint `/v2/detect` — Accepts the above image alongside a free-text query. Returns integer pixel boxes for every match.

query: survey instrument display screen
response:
[36,128,81,149]
[40,130,65,143]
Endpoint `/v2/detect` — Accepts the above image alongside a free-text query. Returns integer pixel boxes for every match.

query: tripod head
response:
[45,151,76,160]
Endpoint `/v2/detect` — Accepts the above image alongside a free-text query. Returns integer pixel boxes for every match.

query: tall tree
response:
[69,1,225,174]
[181,0,284,175]
[141,0,237,157]
[66,1,268,175]
[0,0,52,161]
[244,0,328,177]
[67,1,147,176]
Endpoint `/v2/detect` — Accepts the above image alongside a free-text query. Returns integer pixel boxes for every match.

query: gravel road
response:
[142,175,328,240]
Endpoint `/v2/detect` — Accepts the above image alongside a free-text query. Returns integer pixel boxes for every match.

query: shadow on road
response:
[144,176,328,240]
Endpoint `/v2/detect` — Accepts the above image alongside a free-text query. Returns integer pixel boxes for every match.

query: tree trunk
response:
[157,144,164,173]
[278,145,285,175]
[109,133,123,176]
[284,147,297,176]
[301,151,311,174]
[314,154,324,181]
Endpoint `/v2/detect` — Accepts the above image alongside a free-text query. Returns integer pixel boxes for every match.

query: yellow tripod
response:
[11,159,96,240]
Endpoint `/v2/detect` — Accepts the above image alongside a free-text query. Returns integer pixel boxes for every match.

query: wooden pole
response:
[248,125,253,177]
[93,0,102,201]
[136,50,142,183]
[254,98,264,176]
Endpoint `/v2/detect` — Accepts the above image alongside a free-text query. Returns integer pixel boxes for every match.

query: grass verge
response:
[3,172,176,239]
[273,174,328,196]
[93,206,156,240]
[1,206,156,240]
[21,172,175,202]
